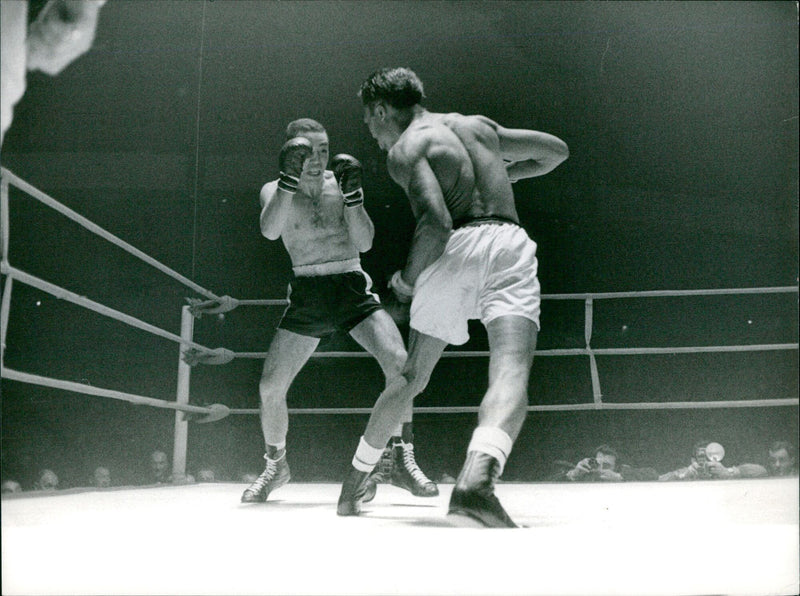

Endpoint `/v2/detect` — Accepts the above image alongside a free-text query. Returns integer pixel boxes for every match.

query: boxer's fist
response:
[331,154,364,206]
[389,270,414,304]
[277,137,313,193]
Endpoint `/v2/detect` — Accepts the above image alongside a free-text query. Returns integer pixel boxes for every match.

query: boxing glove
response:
[277,137,313,193]
[330,154,364,206]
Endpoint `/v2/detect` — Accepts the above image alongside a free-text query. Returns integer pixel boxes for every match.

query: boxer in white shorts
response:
[411,219,541,346]
[338,67,568,527]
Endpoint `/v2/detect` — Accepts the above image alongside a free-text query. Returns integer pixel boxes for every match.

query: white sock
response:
[352,436,384,472]
[467,426,513,475]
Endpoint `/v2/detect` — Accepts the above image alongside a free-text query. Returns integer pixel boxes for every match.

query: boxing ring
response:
[1,167,798,596]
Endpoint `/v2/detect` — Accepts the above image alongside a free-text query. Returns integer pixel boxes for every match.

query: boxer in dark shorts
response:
[241,118,437,504]
[278,270,382,338]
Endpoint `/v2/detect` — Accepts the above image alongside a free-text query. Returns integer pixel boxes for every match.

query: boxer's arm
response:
[259,180,293,240]
[388,142,451,286]
[27,0,106,75]
[331,156,374,252]
[476,116,568,179]
[342,200,374,253]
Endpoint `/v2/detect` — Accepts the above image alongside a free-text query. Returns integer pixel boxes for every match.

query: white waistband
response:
[292,258,362,277]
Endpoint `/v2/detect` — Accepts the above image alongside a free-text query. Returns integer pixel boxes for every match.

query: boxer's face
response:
[297,131,329,179]
[363,103,392,151]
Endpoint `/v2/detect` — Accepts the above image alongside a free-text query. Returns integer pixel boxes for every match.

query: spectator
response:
[659,440,743,481]
[558,445,658,482]
[197,469,216,483]
[150,450,170,484]
[767,440,797,477]
[2,480,23,494]
[93,466,111,488]
[35,469,59,490]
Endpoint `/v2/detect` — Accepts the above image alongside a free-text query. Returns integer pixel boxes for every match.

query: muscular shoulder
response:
[387,127,434,184]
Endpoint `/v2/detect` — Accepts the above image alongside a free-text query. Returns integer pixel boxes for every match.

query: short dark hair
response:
[769,440,794,454]
[359,67,425,109]
[285,118,326,141]
[593,444,619,459]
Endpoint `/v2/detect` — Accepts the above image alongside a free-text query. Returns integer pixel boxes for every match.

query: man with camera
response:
[565,445,624,482]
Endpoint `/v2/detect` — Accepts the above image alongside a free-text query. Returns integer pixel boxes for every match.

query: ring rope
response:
[226,398,800,416]
[229,344,798,360]
[543,287,800,299]
[1,168,797,421]
[2,367,218,415]
[0,167,219,300]
[0,170,228,420]
[1,262,214,353]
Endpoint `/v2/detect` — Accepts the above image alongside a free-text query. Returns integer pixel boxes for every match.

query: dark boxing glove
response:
[330,154,364,207]
[278,137,313,193]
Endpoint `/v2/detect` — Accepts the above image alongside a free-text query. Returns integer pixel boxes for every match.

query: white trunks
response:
[410,221,541,345]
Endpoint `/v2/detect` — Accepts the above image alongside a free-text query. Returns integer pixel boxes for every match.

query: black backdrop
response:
[1,1,797,488]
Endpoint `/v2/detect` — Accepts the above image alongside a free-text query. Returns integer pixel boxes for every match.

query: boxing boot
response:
[390,425,438,497]
[337,467,371,516]
[390,439,439,496]
[447,450,518,528]
[362,443,394,503]
[241,451,290,503]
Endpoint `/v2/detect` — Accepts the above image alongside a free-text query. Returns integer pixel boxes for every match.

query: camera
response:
[586,457,599,470]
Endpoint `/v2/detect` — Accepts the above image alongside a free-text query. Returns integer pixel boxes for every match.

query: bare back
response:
[394,112,519,225]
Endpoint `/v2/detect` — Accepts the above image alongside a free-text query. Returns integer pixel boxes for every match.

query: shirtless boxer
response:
[241,118,436,503]
[337,68,568,526]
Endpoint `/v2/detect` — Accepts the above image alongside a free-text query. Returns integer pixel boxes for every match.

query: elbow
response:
[355,236,373,253]
[554,141,569,165]
[261,225,280,241]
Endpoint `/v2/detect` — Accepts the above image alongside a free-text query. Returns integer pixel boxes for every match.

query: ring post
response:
[584,297,603,406]
[172,305,194,483]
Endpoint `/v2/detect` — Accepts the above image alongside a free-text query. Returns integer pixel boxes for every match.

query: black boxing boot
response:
[337,466,371,516]
[241,450,291,503]
[390,425,439,497]
[447,451,518,528]
[362,443,394,503]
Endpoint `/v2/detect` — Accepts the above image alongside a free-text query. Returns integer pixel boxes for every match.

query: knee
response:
[385,347,408,381]
[258,375,286,405]
[400,366,431,398]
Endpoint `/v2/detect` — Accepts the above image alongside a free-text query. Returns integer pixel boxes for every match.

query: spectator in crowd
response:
[556,444,657,482]
[35,469,59,490]
[767,440,797,477]
[658,439,746,481]
[93,466,111,488]
[197,469,216,483]
[2,480,23,494]
[150,450,170,484]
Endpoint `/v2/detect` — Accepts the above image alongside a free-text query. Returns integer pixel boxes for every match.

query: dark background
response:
[1,1,797,488]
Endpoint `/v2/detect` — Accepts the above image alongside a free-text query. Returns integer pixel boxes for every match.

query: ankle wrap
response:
[467,427,513,475]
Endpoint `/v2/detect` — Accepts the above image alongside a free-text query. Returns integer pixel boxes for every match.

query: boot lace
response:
[249,456,278,492]
[401,443,433,485]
